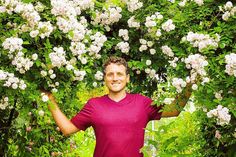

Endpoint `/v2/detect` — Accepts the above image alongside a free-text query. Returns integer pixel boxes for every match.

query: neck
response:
[108,90,127,102]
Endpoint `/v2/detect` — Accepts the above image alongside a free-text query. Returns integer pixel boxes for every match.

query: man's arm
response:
[47,93,80,136]
[161,83,192,117]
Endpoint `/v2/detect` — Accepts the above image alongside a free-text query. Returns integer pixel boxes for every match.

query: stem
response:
[7,97,17,126]
[2,96,18,156]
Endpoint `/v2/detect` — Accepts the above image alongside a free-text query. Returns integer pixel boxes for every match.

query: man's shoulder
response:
[133,93,149,99]
[87,95,107,104]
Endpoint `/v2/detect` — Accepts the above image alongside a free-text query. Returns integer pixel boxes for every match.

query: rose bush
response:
[0,0,235,156]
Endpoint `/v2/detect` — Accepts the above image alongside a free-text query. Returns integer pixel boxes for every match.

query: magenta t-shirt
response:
[71,93,162,157]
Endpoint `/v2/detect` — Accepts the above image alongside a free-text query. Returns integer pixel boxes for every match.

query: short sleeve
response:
[70,100,93,131]
[143,95,163,121]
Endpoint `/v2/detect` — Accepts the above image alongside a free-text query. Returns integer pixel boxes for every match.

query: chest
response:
[92,104,148,128]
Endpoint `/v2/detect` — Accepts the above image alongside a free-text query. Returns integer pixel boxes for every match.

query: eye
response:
[106,73,113,77]
[117,72,124,76]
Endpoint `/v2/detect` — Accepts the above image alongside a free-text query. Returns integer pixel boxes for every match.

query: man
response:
[47,56,191,157]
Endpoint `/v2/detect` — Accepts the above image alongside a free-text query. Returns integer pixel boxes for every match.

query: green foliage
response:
[143,111,206,157]
[0,0,236,156]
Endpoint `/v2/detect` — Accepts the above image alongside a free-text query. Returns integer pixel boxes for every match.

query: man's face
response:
[104,63,130,94]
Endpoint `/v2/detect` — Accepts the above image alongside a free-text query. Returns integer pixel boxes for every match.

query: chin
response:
[109,87,126,93]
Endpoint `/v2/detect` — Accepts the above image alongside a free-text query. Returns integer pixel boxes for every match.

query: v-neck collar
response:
[105,93,130,105]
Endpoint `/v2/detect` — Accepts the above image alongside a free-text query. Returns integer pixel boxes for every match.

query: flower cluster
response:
[214,90,223,101]
[144,68,159,80]
[178,0,204,6]
[73,70,86,81]
[51,0,78,17]
[139,39,153,52]
[51,0,94,18]
[183,32,220,52]
[12,52,34,74]
[88,32,107,56]
[161,45,174,57]
[49,47,67,68]
[219,1,236,21]
[145,12,163,28]
[116,42,130,54]
[2,37,23,54]
[168,57,179,68]
[194,0,204,6]
[40,69,57,80]
[123,0,143,12]
[76,0,94,11]
[56,17,77,33]
[172,78,187,93]
[95,71,103,81]
[1,0,39,27]
[161,19,175,32]
[70,42,86,57]
[163,97,175,105]
[184,54,208,80]
[0,70,27,90]
[30,21,54,39]
[127,16,140,28]
[51,0,92,34]
[35,2,45,12]
[118,29,129,41]
[2,37,35,73]
[68,19,87,42]
[207,105,231,126]
[1,0,52,39]
[0,97,9,110]
[15,3,41,27]
[225,53,236,77]
[92,6,122,27]
[155,29,162,38]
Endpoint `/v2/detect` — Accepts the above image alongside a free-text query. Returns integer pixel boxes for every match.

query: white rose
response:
[147,41,153,47]
[4,97,9,102]
[48,69,54,74]
[38,110,45,116]
[50,74,56,79]
[19,83,27,90]
[32,54,38,60]
[66,64,74,70]
[156,29,162,37]
[42,95,49,102]
[40,70,47,77]
[139,39,147,45]
[192,84,198,90]
[145,68,151,74]
[146,60,152,66]
[150,49,156,55]
[92,82,98,87]
[30,30,39,38]
[225,1,233,10]
[52,88,58,93]
[55,82,59,86]
[81,58,87,64]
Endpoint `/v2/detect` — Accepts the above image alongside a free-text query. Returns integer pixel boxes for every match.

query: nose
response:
[112,74,119,81]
